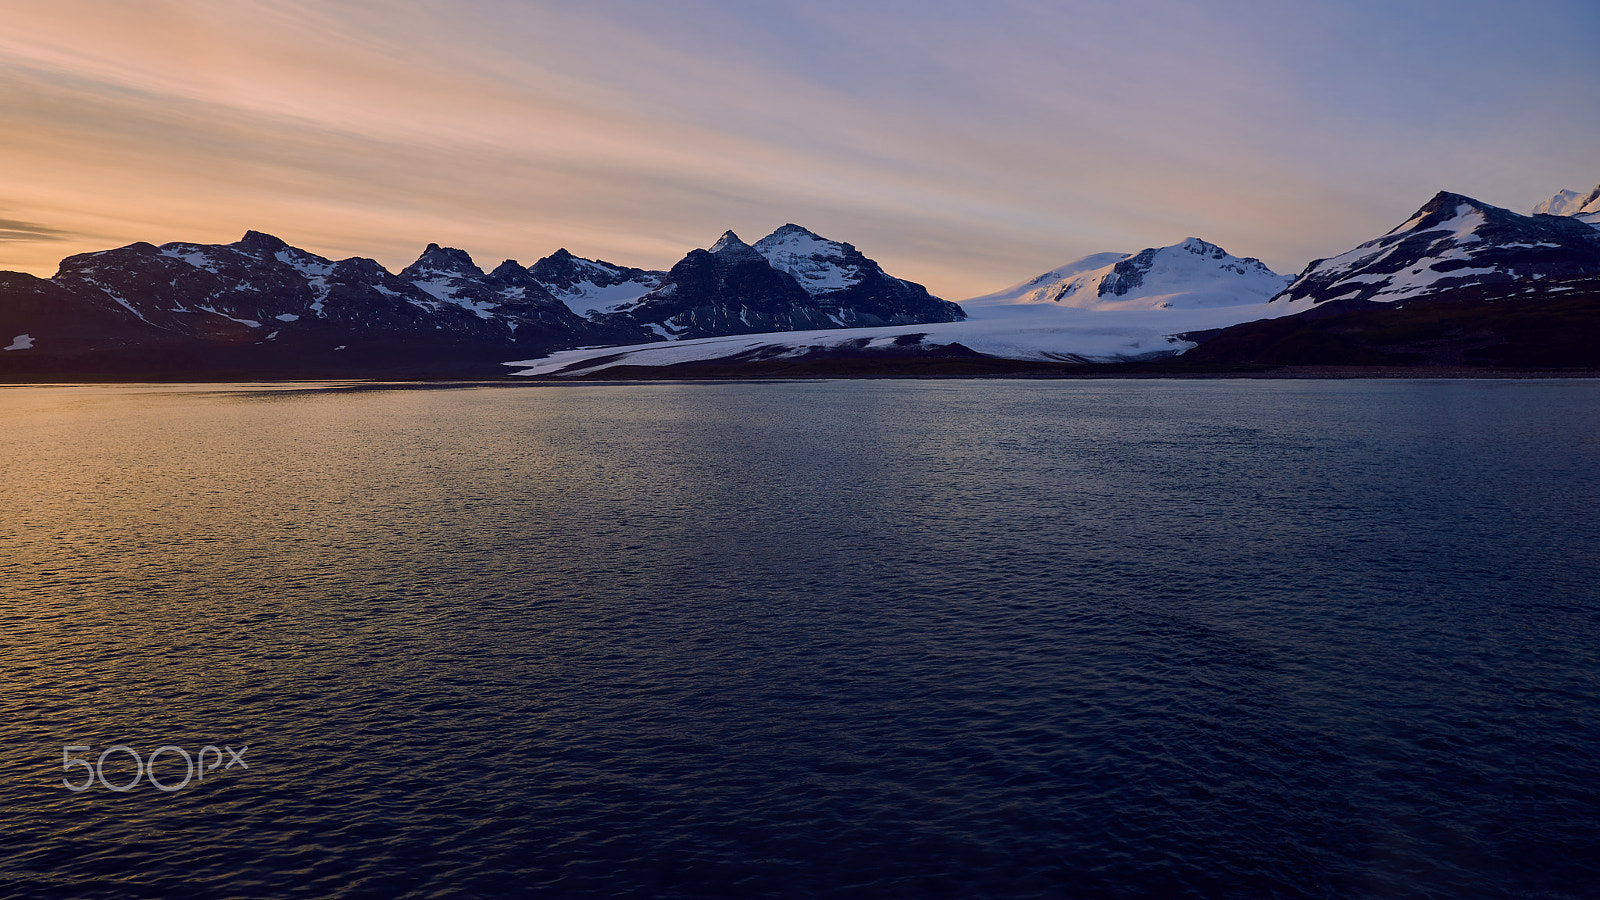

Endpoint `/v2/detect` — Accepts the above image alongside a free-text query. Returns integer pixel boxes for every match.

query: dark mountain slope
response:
[1181,276,1600,370]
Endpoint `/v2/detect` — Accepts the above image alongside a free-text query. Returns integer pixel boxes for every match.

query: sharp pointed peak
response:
[706,231,767,264]
[709,230,750,253]
[1384,191,1507,236]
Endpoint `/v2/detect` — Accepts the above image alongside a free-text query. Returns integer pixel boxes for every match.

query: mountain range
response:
[0,224,959,377]
[5,184,1599,377]
[508,185,1600,376]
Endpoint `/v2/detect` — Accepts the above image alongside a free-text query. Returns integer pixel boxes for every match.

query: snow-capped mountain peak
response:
[752,224,864,296]
[964,239,1290,311]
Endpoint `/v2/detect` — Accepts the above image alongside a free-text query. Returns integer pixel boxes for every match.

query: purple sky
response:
[3,0,1598,299]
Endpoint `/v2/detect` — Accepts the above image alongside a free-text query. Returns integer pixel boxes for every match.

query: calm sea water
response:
[1,379,1597,899]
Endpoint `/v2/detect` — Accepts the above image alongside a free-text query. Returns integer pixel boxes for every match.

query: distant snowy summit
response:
[1533,184,1600,219]
[966,237,1290,311]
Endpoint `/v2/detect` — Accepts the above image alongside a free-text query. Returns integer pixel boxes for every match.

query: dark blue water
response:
[2,380,1597,899]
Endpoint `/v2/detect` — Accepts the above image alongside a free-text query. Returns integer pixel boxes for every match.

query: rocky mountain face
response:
[1271,192,1600,311]
[967,238,1290,310]
[2,225,957,376]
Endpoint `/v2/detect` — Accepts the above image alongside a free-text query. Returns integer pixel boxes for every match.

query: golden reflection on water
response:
[3,380,1599,899]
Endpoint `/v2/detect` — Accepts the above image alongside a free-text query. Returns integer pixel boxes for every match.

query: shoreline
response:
[6,364,1600,387]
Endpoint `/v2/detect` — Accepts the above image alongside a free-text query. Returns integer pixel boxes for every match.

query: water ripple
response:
[2,380,1598,898]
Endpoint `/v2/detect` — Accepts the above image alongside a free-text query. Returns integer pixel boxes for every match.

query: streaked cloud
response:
[1,0,1597,298]
[0,216,77,244]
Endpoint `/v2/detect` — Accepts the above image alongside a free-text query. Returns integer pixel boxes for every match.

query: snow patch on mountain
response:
[196,306,262,327]
[160,246,222,273]
[1301,204,1488,296]
[1390,203,1485,242]
[274,248,334,278]
[529,250,664,317]
[555,280,657,315]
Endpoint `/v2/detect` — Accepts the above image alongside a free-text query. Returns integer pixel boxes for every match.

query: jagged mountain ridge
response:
[967,238,1290,311]
[49,231,630,348]
[2,224,961,375]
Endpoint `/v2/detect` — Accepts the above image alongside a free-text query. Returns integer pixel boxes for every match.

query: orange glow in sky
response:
[3,0,1598,299]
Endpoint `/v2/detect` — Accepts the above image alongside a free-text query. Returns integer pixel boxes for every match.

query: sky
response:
[2,0,1598,300]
